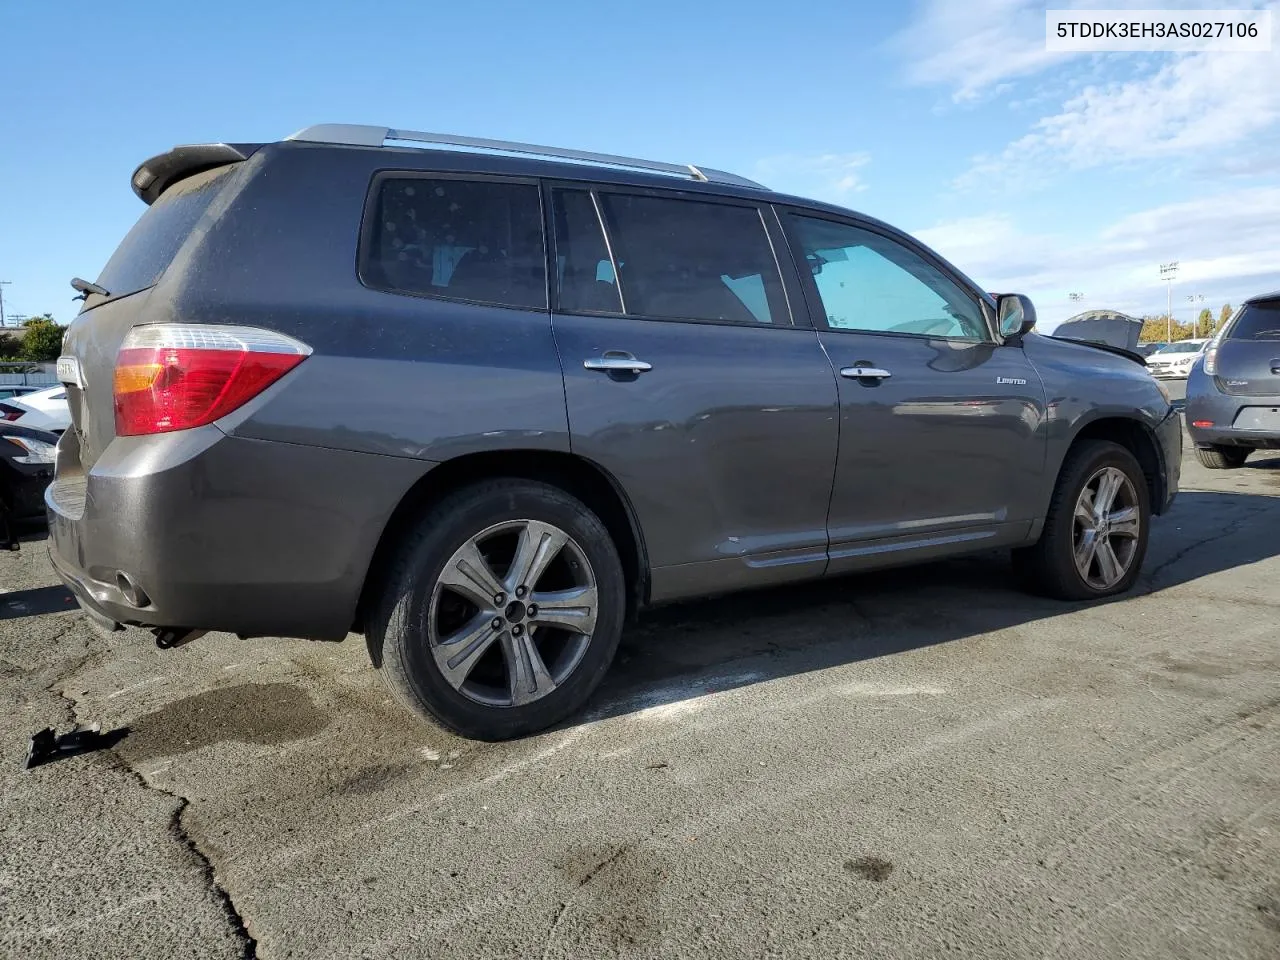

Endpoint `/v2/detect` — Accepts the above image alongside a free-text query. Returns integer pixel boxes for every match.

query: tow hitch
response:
[152,627,207,650]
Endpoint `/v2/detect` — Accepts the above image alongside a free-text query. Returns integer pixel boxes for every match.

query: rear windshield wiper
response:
[71,277,109,302]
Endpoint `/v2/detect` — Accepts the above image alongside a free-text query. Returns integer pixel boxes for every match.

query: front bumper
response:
[46,425,427,640]
[1154,407,1182,513]
[1,461,54,519]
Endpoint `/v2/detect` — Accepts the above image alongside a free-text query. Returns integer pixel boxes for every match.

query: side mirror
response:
[996,294,1037,340]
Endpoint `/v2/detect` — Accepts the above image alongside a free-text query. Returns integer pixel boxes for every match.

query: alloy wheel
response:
[428,519,598,707]
[1072,466,1141,591]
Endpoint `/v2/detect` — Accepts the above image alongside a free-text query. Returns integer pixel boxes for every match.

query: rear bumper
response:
[1154,407,1182,513]
[1185,379,1280,450]
[46,426,428,640]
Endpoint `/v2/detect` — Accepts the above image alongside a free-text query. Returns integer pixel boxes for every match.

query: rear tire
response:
[1015,440,1150,601]
[366,479,626,741]
[1195,445,1251,469]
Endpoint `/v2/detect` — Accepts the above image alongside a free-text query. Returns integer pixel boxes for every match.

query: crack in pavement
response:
[167,798,259,960]
[1140,506,1272,590]
[48,664,260,960]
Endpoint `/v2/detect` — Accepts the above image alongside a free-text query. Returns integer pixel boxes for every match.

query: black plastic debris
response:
[25,725,128,769]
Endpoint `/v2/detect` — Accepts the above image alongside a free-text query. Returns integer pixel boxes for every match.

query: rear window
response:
[362,177,547,310]
[96,164,237,301]
[1227,301,1280,340]
[594,193,787,326]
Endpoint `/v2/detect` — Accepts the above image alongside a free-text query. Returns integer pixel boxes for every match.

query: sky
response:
[2,0,1278,332]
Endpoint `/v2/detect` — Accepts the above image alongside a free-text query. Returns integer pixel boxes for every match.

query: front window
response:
[787,215,987,340]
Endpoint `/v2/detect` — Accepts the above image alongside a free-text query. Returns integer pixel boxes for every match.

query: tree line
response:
[1138,303,1233,343]
[0,314,67,364]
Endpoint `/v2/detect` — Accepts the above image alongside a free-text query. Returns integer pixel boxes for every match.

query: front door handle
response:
[840,365,892,380]
[584,354,653,374]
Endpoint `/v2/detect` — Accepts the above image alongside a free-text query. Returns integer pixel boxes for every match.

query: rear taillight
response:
[113,324,311,437]
[0,403,23,422]
[1203,340,1219,375]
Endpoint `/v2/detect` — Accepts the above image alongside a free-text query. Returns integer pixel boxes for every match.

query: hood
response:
[1023,331,1149,370]
[1051,311,1143,353]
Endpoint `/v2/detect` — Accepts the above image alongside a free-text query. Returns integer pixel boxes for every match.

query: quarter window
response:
[364,177,546,310]
[789,216,987,340]
[587,193,787,326]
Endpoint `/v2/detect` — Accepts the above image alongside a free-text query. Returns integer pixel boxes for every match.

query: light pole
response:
[1159,262,1178,341]
[0,281,10,328]
[1187,294,1205,337]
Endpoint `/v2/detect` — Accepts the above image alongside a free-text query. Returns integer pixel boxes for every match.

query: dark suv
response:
[1186,292,1280,467]
[49,124,1181,739]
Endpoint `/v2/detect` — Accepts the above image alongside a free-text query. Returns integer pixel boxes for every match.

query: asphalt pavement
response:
[1,413,1277,960]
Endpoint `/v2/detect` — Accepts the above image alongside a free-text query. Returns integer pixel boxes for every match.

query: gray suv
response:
[49,124,1181,739]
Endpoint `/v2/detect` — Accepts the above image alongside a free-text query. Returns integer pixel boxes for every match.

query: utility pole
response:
[0,281,10,328]
[1159,262,1178,341]
[1187,293,1205,337]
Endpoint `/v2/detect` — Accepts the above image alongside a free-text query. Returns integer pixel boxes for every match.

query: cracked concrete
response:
[1,424,1278,959]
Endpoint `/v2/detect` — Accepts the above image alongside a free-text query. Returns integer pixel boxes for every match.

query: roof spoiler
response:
[130,142,262,205]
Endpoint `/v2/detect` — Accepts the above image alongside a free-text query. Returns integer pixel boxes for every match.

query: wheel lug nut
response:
[526,604,538,617]
[491,618,502,630]
[493,593,505,605]
[515,586,527,598]
[512,624,523,636]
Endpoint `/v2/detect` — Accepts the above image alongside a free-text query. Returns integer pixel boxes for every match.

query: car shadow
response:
[0,583,77,620]
[574,486,1280,727]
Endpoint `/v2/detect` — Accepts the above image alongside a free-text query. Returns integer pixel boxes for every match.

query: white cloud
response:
[914,187,1280,326]
[959,40,1280,188]
[753,153,870,200]
[893,0,1074,102]
[895,0,1268,103]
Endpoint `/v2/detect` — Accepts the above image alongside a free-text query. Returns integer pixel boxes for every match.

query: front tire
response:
[1195,445,1251,469]
[1016,440,1150,601]
[367,479,626,740]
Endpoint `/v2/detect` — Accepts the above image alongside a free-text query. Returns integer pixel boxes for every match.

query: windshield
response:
[1154,341,1203,354]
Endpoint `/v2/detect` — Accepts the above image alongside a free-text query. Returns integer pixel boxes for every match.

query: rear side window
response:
[593,194,788,326]
[363,177,546,310]
[1227,301,1280,340]
[96,164,238,301]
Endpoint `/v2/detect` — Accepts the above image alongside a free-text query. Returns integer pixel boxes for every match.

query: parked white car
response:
[0,385,71,433]
[1145,339,1209,379]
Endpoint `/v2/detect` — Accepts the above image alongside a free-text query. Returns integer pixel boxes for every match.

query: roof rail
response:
[284,124,768,190]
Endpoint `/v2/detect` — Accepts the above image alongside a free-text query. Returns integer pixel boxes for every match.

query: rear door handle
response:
[1270,359,1280,374]
[840,365,892,380]
[584,354,652,374]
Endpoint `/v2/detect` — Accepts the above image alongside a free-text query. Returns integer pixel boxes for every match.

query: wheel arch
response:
[352,449,650,633]
[1057,415,1168,515]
